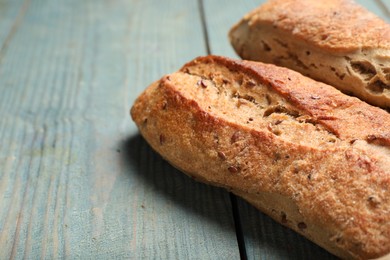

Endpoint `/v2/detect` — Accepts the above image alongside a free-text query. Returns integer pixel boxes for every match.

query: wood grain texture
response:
[202,0,389,259]
[0,0,240,258]
[0,0,29,63]
[202,0,261,58]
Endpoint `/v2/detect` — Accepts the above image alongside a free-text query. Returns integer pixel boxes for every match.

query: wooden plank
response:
[236,198,336,259]
[0,0,28,61]
[202,0,389,259]
[202,0,261,58]
[375,0,390,19]
[0,0,240,259]
[356,0,390,21]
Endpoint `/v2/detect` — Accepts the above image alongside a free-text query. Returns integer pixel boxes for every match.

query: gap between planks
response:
[198,0,248,259]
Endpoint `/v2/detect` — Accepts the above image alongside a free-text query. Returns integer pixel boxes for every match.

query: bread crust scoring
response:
[131,55,390,259]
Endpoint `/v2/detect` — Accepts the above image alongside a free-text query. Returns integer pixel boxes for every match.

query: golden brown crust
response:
[240,59,389,141]
[131,55,390,259]
[229,0,390,109]
[242,0,390,52]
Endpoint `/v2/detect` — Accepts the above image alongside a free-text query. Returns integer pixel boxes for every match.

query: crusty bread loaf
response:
[229,0,390,110]
[131,55,390,259]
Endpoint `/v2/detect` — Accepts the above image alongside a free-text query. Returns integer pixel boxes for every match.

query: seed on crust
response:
[217,151,227,160]
[228,166,239,173]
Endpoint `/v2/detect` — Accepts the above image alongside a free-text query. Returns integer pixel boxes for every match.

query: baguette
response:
[229,0,390,110]
[130,55,390,259]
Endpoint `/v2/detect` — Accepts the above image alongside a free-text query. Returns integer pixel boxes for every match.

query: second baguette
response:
[229,0,390,110]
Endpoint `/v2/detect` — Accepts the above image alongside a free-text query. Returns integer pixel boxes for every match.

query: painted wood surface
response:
[376,0,390,19]
[0,0,239,259]
[0,0,388,259]
[355,0,390,20]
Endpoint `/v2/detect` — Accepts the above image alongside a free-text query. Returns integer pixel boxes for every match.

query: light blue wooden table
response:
[0,0,388,259]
